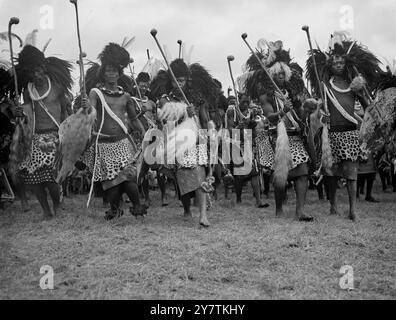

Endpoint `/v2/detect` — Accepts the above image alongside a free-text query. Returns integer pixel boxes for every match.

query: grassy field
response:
[0,182,395,300]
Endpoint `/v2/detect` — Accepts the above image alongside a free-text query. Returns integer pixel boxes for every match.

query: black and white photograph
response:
[0,0,395,306]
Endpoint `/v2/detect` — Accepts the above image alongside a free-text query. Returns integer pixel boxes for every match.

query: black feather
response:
[150,70,171,101]
[98,43,130,70]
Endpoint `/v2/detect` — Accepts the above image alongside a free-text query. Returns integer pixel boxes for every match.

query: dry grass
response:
[0,183,395,300]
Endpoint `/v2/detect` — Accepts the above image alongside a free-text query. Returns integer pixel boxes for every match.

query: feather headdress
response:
[150,57,219,108]
[245,39,305,100]
[12,45,72,98]
[306,31,381,96]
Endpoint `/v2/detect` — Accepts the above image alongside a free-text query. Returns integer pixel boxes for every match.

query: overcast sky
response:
[1,0,395,93]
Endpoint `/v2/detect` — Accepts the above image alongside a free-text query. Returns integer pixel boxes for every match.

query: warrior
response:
[10,45,73,218]
[132,71,169,207]
[149,58,217,227]
[225,92,270,208]
[0,62,16,207]
[246,40,313,221]
[306,31,381,220]
[82,43,146,220]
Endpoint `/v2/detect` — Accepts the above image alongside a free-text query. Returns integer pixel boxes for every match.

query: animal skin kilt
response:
[175,144,208,196]
[82,134,139,191]
[255,130,274,170]
[19,131,59,184]
[326,129,368,180]
[268,130,311,178]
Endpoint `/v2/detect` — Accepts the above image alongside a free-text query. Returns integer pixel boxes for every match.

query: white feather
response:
[24,29,39,47]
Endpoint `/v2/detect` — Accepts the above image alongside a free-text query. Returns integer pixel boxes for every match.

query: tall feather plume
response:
[122,36,136,49]
[24,29,39,47]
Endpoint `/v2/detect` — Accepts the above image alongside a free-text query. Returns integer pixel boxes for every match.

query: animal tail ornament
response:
[273,120,293,189]
[321,124,333,172]
[321,92,333,172]
[8,118,33,184]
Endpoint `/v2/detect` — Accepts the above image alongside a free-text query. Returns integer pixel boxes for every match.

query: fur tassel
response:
[321,125,333,172]
[273,120,293,189]
[8,119,33,184]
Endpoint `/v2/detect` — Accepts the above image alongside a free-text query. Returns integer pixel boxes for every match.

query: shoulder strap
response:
[92,88,129,134]
[324,84,358,125]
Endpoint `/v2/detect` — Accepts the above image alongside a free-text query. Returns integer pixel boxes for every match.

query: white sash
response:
[28,80,60,131]
[92,88,129,134]
[323,83,358,125]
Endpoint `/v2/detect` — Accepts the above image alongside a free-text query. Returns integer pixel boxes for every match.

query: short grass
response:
[0,182,395,300]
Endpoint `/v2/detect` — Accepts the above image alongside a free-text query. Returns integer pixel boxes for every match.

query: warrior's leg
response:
[45,182,61,215]
[157,173,168,206]
[181,193,192,216]
[392,169,396,192]
[196,188,210,227]
[263,173,271,198]
[104,185,123,220]
[234,176,243,203]
[251,175,269,208]
[15,178,29,212]
[327,176,339,215]
[346,179,357,221]
[274,186,285,216]
[31,184,52,218]
[141,176,151,207]
[359,175,366,195]
[316,180,324,200]
[122,180,147,217]
[365,173,378,202]
[379,169,387,191]
[356,174,364,199]
[294,175,313,221]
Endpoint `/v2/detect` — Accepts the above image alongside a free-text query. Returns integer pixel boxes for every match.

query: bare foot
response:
[42,211,53,220]
[348,211,357,222]
[183,211,192,218]
[297,213,314,222]
[199,217,210,228]
[256,201,270,208]
[330,206,338,215]
[144,199,151,208]
[276,209,284,217]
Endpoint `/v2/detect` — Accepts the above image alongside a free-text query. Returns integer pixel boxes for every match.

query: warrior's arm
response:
[260,95,284,125]
[126,94,145,136]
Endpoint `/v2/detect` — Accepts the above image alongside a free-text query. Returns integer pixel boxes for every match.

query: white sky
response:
[1,0,395,93]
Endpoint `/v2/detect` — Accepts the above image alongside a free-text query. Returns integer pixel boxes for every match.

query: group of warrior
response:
[1,16,396,227]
